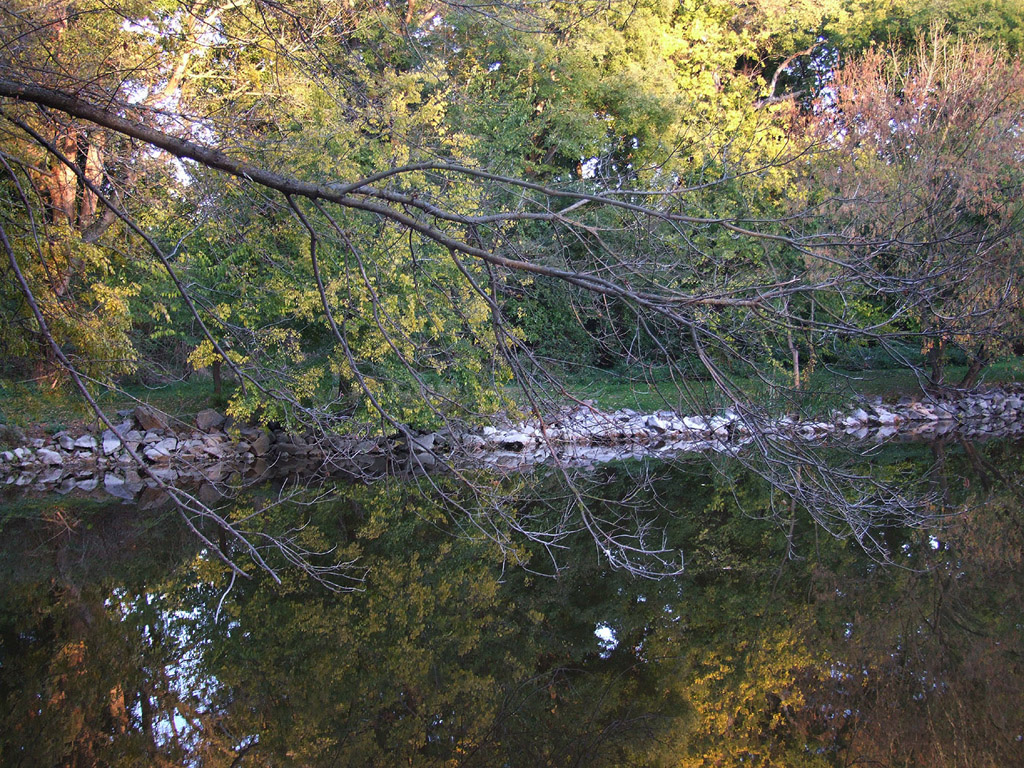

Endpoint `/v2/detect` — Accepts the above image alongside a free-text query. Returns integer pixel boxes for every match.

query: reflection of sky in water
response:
[594,622,618,658]
[108,575,238,761]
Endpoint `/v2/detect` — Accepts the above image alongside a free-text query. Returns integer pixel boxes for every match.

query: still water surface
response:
[2,436,1022,766]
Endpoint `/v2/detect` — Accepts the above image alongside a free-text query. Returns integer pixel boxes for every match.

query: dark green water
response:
[2,436,1022,767]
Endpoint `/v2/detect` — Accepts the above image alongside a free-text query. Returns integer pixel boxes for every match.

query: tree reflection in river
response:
[1,438,1022,766]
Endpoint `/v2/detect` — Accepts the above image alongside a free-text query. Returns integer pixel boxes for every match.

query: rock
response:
[202,442,227,459]
[101,423,130,441]
[500,432,534,451]
[707,415,734,431]
[251,432,271,456]
[58,434,75,451]
[409,451,436,470]
[198,482,223,506]
[148,467,179,483]
[177,439,201,456]
[682,416,710,432]
[873,408,900,426]
[37,448,63,466]
[460,434,485,451]
[137,487,170,510]
[410,433,436,452]
[76,477,99,492]
[37,467,64,484]
[195,408,226,431]
[645,415,669,433]
[134,405,168,432]
[144,437,177,462]
[850,408,870,424]
[200,462,229,483]
[102,437,121,455]
[103,473,135,500]
[156,436,178,452]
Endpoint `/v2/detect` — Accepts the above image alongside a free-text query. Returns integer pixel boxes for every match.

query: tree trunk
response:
[927,334,945,389]
[212,359,222,396]
[958,344,988,389]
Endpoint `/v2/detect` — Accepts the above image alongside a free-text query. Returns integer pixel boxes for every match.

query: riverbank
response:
[1,387,1022,498]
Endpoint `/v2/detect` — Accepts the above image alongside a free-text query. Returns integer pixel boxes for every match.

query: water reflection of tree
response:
[802,440,1024,767]
[1,439,1022,766]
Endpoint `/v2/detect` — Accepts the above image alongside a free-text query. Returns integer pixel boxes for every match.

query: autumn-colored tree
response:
[809,29,1024,387]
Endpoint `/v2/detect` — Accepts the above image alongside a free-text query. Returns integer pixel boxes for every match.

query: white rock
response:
[708,415,733,430]
[37,467,64,484]
[646,415,669,432]
[144,437,177,461]
[850,408,870,423]
[410,434,436,452]
[500,432,535,450]
[874,408,899,425]
[74,435,98,450]
[104,473,135,500]
[682,416,709,431]
[148,467,179,482]
[37,448,63,466]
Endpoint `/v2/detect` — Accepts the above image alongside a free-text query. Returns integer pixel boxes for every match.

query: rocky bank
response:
[1,388,1023,499]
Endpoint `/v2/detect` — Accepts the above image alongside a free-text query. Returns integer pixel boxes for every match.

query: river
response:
[1,434,1022,766]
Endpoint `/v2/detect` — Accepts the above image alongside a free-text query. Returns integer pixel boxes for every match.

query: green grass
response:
[2,357,1022,436]
[516,356,1024,414]
[0,376,226,436]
